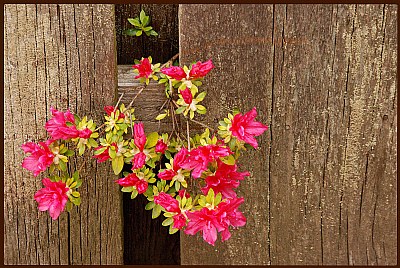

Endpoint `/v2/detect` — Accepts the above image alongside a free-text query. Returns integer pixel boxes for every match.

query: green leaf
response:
[59,160,67,172]
[112,156,124,175]
[143,26,152,32]
[220,154,236,165]
[145,132,159,148]
[127,18,141,27]
[162,217,174,226]
[152,204,162,219]
[136,30,142,36]
[145,201,155,210]
[66,201,73,212]
[109,147,117,159]
[123,28,139,36]
[155,113,167,120]
[71,191,80,198]
[165,150,172,160]
[175,106,186,114]
[169,225,179,234]
[140,10,146,24]
[72,171,79,181]
[71,196,81,206]
[88,138,98,148]
[121,186,134,192]
[175,181,180,192]
[65,149,75,156]
[196,91,206,101]
[131,189,138,199]
[149,30,158,36]
[78,145,85,156]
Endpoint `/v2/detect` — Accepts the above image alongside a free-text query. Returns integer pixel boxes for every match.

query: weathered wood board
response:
[179,4,397,265]
[4,4,123,264]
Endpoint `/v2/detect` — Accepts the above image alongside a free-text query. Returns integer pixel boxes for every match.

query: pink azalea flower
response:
[157,148,188,180]
[132,152,146,170]
[132,57,153,79]
[180,87,193,105]
[34,178,69,220]
[134,122,146,151]
[115,173,148,194]
[184,207,225,246]
[161,66,187,80]
[93,142,117,163]
[21,140,55,177]
[189,59,214,79]
[154,192,187,229]
[181,145,232,178]
[184,197,246,245]
[178,189,191,198]
[154,192,180,213]
[104,106,125,119]
[229,107,268,149]
[131,122,147,170]
[155,139,168,154]
[78,128,92,139]
[45,107,80,140]
[202,160,250,198]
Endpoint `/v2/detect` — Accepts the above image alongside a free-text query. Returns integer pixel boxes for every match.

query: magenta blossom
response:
[132,57,153,79]
[202,160,250,198]
[115,173,148,194]
[104,106,125,119]
[22,140,55,177]
[178,189,191,199]
[229,107,268,149]
[154,192,187,229]
[34,178,69,220]
[180,88,193,105]
[45,107,79,140]
[185,197,246,246]
[155,139,168,154]
[189,59,214,79]
[157,148,188,181]
[161,66,187,80]
[78,128,92,139]
[181,145,232,178]
[131,122,147,170]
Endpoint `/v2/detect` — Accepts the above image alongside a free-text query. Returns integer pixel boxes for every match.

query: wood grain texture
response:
[115,4,179,64]
[179,4,397,265]
[4,4,123,264]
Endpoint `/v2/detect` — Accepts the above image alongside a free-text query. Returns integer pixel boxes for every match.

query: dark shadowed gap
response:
[115,4,180,265]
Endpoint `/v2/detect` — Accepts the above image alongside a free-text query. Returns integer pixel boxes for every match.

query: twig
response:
[160,53,179,70]
[123,86,146,112]
[186,120,190,151]
[113,93,125,113]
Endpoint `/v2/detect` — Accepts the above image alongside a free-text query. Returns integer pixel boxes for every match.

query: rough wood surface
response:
[179,4,397,265]
[4,4,123,264]
[115,4,179,64]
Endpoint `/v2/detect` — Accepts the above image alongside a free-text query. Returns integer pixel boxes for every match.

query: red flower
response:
[229,107,268,149]
[132,152,146,170]
[134,122,146,151]
[157,148,188,180]
[161,66,187,80]
[22,140,55,177]
[115,173,148,194]
[34,178,69,220]
[132,57,153,79]
[181,145,232,178]
[45,107,79,140]
[201,160,250,198]
[154,192,187,229]
[155,139,168,154]
[104,106,125,119]
[178,189,191,198]
[184,197,246,245]
[180,87,193,105]
[189,59,214,79]
[154,192,180,213]
[78,128,92,139]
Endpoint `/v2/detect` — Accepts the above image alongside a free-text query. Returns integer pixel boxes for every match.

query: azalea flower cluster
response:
[21,57,268,246]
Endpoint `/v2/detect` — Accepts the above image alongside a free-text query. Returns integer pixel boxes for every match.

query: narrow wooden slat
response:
[4,4,123,264]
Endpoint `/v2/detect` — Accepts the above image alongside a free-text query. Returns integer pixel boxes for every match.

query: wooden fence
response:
[4,4,397,265]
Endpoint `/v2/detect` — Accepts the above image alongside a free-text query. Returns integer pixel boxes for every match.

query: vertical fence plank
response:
[179,4,396,265]
[4,4,123,264]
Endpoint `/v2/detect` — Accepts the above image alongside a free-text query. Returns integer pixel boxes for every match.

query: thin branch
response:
[187,120,191,151]
[160,53,179,70]
[123,86,146,112]
[113,93,125,113]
